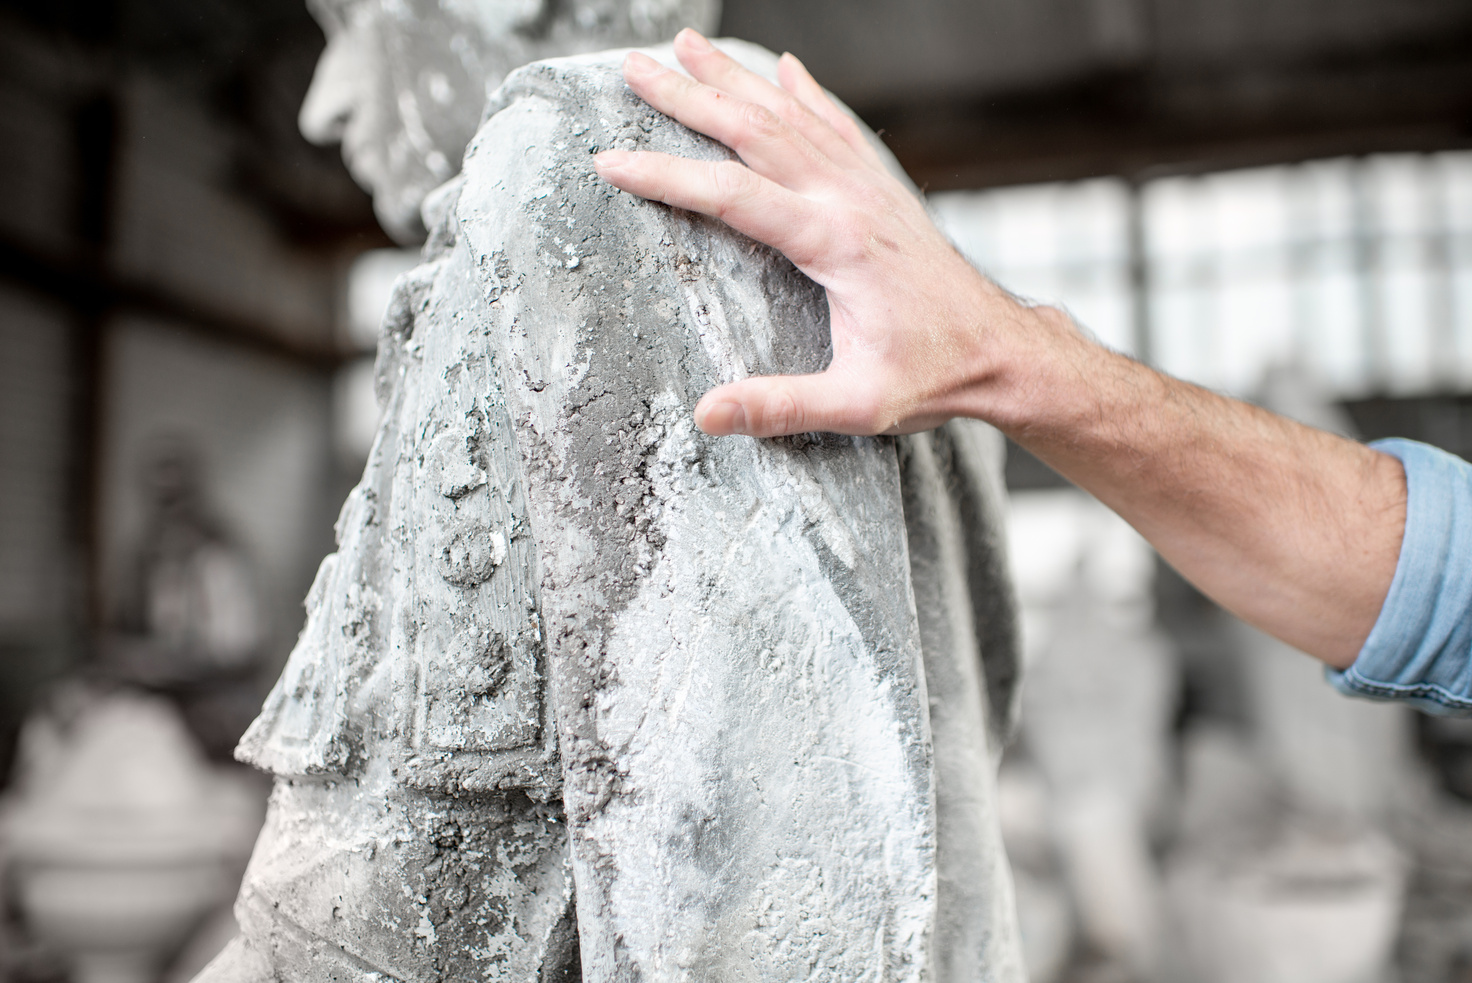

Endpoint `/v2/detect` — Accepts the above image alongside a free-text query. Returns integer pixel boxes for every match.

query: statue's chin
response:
[340,131,437,245]
[373,189,430,245]
[359,163,435,245]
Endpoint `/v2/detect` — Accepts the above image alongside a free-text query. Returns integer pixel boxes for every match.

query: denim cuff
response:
[1326,438,1472,716]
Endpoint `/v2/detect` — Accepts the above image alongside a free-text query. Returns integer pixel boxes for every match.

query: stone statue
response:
[199,3,1026,980]
[297,0,720,243]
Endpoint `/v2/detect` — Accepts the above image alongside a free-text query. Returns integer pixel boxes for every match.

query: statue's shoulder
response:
[454,42,765,238]
[461,34,905,173]
[481,38,784,124]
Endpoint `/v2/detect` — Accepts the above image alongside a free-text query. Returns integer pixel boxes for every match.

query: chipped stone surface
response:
[455,41,1025,981]
[200,39,1024,983]
[203,179,575,983]
[901,426,1026,983]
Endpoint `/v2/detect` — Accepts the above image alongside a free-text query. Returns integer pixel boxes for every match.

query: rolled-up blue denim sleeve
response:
[1327,438,1472,715]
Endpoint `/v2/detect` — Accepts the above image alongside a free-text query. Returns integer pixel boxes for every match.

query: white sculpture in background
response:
[1,690,262,983]
[104,438,268,761]
[1006,491,1177,981]
[198,2,1027,980]
[1162,367,1412,983]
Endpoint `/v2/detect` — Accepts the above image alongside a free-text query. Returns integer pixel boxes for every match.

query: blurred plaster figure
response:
[198,2,1026,981]
[0,689,263,983]
[1012,494,1177,981]
[105,438,267,761]
[1157,366,1411,983]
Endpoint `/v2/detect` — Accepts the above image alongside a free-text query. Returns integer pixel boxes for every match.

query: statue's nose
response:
[299,29,367,145]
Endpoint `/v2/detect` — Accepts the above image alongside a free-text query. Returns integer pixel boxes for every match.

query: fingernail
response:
[593,150,627,172]
[718,400,747,435]
[697,401,747,436]
[679,28,713,52]
[624,51,659,75]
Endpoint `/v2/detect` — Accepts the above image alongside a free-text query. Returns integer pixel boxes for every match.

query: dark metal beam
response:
[863,43,1472,191]
[0,235,347,373]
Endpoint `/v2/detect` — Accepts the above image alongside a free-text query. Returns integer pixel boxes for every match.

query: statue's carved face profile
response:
[299,0,720,242]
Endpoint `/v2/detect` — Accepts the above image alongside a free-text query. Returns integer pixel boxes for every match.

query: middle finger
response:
[669,30,870,175]
[623,51,838,194]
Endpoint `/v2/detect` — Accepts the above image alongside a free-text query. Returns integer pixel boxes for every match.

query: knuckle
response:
[852,392,892,436]
[764,388,803,435]
[710,161,754,215]
[831,210,876,265]
[834,113,864,141]
[672,70,702,96]
[831,190,907,263]
[859,230,898,266]
[776,92,812,126]
[739,103,783,141]
[830,110,870,149]
[786,231,826,272]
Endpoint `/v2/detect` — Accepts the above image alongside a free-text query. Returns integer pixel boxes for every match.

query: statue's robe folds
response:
[200,41,1024,983]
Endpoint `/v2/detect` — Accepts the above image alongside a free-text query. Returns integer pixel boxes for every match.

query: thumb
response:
[693,371,878,438]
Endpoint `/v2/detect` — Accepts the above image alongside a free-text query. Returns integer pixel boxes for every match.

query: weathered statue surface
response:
[199,4,1025,980]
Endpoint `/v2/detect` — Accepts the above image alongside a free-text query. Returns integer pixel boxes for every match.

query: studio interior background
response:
[0,0,1469,981]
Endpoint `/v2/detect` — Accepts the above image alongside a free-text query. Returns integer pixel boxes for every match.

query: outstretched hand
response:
[594,29,1071,438]
[594,31,1410,670]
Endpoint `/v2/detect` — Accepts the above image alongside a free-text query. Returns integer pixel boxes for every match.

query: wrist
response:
[950,294,1109,440]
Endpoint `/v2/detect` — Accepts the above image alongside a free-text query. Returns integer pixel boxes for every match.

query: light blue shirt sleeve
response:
[1327,438,1472,715]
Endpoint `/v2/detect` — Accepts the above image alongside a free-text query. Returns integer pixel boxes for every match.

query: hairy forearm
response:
[977,301,1407,668]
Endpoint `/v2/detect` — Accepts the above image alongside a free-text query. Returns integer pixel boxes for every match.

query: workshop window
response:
[931,151,1472,399]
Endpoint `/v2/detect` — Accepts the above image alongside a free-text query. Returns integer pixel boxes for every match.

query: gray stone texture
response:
[200,40,1023,983]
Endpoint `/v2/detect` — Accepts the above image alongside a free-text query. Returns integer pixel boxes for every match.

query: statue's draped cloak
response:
[219,40,1023,983]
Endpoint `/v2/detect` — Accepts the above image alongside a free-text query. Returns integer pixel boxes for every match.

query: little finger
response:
[777,53,887,174]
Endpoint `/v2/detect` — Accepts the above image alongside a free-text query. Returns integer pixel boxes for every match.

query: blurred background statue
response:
[192,1,1027,981]
[103,437,268,761]
[0,440,270,983]
[0,689,263,983]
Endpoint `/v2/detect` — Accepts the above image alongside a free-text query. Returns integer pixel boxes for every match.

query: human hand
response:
[594,29,1073,438]
[596,32,1408,675]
